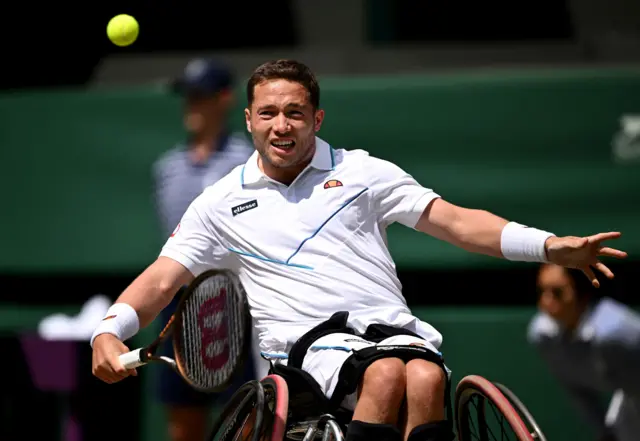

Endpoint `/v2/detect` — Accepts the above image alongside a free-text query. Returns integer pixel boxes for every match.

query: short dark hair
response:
[246,59,320,109]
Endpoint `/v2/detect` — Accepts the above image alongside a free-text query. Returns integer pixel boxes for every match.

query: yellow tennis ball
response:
[107,14,139,47]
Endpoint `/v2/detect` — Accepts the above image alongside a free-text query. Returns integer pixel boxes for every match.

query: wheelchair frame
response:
[207,370,546,441]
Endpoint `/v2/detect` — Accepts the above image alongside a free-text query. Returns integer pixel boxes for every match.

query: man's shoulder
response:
[334,147,404,175]
[192,165,245,206]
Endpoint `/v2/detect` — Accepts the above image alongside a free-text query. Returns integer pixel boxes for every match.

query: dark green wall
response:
[1,67,639,274]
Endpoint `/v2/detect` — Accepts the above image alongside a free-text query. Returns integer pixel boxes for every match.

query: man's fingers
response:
[128,369,138,377]
[112,365,132,379]
[594,261,615,279]
[97,368,121,384]
[598,247,628,259]
[589,232,622,243]
[581,266,600,288]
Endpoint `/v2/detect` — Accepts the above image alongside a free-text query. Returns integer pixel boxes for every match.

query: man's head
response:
[172,58,235,135]
[536,264,596,329]
[244,59,324,181]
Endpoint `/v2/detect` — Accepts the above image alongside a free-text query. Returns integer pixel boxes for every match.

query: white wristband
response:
[90,303,140,348]
[500,222,555,262]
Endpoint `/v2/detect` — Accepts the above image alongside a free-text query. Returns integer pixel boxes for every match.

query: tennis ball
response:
[107,14,139,47]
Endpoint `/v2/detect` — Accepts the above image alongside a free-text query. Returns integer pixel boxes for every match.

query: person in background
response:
[528,263,640,441]
[152,58,268,441]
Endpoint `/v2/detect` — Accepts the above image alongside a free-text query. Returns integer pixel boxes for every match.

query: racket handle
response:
[119,348,146,369]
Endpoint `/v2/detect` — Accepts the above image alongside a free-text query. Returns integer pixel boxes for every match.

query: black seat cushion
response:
[270,364,353,425]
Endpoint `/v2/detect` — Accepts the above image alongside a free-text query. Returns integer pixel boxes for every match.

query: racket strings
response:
[177,273,246,390]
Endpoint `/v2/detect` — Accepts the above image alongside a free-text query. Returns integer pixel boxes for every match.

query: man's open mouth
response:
[271,140,295,150]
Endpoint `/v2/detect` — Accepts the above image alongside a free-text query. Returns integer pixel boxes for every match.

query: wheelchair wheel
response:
[208,380,265,441]
[492,383,547,441]
[261,375,289,441]
[455,375,534,441]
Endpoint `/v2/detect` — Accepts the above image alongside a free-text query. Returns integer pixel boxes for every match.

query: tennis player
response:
[529,264,639,441]
[92,59,627,441]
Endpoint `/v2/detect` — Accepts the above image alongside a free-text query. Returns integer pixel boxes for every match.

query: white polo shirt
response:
[160,137,443,356]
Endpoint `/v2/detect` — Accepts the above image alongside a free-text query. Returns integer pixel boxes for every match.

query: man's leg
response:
[352,357,406,424]
[377,335,452,441]
[300,334,405,441]
[403,359,450,441]
[344,357,406,441]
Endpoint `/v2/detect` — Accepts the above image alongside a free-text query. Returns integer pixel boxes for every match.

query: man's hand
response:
[92,333,138,383]
[545,232,628,287]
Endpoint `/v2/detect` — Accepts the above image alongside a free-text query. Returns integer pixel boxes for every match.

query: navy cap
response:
[171,58,233,96]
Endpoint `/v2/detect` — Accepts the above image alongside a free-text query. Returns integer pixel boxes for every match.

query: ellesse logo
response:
[323,179,343,189]
[231,200,258,216]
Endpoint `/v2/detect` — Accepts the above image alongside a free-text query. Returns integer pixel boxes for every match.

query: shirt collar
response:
[241,136,335,187]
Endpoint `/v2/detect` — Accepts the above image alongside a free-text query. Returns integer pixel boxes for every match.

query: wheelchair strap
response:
[331,344,453,421]
[288,311,354,369]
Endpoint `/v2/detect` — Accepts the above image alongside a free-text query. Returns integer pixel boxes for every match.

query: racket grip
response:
[119,348,146,369]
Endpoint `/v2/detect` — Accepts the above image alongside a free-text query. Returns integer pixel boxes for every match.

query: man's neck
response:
[260,161,308,186]
[258,144,316,186]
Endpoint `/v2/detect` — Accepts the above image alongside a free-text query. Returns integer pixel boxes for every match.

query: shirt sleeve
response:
[159,191,229,277]
[366,155,440,229]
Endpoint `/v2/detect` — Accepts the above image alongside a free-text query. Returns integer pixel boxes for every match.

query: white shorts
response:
[271,332,449,411]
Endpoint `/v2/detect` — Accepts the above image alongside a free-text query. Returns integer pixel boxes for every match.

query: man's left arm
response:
[415,199,509,258]
[365,156,626,286]
[415,198,627,286]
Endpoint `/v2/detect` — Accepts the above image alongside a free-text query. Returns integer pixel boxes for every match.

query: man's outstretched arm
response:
[91,257,193,383]
[415,198,627,286]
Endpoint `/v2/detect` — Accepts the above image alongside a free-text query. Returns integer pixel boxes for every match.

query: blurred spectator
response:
[152,58,265,441]
[528,264,640,441]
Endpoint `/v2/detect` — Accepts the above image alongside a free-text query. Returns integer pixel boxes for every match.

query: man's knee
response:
[360,357,406,402]
[406,359,447,399]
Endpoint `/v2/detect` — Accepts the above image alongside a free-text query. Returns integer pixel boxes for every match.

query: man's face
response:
[245,79,324,172]
[536,264,579,325]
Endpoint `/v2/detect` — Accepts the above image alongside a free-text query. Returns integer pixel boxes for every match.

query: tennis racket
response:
[118,269,250,393]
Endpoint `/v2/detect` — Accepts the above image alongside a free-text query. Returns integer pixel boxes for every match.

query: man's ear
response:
[244,108,252,133]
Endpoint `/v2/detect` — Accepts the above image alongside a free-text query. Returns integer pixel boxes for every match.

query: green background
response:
[1,67,638,273]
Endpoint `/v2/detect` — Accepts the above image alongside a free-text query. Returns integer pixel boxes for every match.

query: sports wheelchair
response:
[207,363,548,441]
